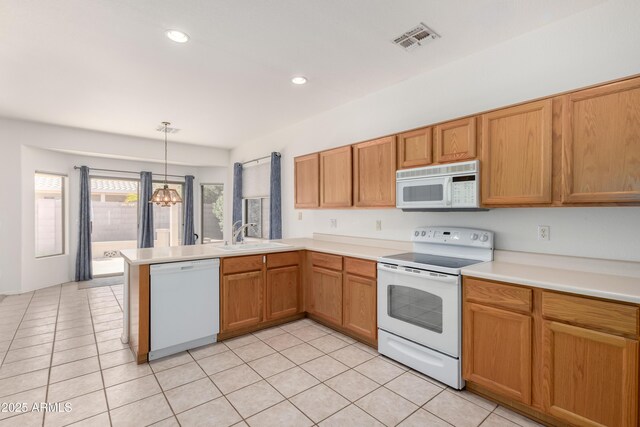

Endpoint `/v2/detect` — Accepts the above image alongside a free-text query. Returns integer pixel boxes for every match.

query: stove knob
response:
[480,234,489,242]
[421,231,427,237]
[414,231,420,237]
[470,233,479,241]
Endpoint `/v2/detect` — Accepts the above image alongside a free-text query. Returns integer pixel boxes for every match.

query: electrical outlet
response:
[537,225,550,241]
[376,220,382,231]
[330,218,337,228]
[297,212,302,220]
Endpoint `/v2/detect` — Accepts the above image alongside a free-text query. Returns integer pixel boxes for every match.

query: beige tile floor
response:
[0,283,544,427]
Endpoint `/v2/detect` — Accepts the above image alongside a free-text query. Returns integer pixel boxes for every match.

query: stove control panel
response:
[411,227,494,248]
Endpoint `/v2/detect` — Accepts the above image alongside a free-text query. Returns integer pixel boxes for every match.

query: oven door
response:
[377,263,460,357]
[396,176,452,209]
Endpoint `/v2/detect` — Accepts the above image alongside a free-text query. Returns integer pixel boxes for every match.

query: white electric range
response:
[377,226,494,389]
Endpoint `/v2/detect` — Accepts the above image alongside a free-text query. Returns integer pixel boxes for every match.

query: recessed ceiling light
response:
[291,76,307,85]
[166,29,190,43]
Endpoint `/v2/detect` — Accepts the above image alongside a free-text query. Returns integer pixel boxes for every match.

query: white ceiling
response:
[0,0,604,149]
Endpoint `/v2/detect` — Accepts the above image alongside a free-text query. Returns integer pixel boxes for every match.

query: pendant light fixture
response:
[150,122,183,207]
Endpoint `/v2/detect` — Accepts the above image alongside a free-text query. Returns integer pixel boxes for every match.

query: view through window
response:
[201,184,224,243]
[153,182,184,246]
[35,172,66,258]
[90,177,139,276]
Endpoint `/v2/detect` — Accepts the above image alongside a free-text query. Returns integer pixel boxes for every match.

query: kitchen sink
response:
[217,242,291,252]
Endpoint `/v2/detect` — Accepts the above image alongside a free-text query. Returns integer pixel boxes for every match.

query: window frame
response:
[242,196,269,239]
[34,171,67,259]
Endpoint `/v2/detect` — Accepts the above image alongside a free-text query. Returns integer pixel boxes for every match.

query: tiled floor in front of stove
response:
[0,283,543,427]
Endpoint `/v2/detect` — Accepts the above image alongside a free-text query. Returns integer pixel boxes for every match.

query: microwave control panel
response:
[451,175,478,207]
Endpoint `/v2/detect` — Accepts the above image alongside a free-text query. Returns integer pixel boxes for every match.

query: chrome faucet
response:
[232,221,257,244]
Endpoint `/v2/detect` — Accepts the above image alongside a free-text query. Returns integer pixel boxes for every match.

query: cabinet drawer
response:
[464,277,532,313]
[310,252,343,271]
[222,255,264,275]
[344,257,376,279]
[542,291,639,337]
[267,251,300,269]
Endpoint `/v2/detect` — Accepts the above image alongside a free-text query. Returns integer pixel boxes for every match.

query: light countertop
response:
[120,237,402,266]
[462,251,640,304]
[121,236,640,304]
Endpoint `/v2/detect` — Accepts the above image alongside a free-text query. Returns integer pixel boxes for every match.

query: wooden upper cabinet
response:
[434,117,477,163]
[481,100,553,205]
[353,136,396,207]
[542,321,638,427]
[562,77,640,203]
[463,302,532,404]
[294,153,319,208]
[397,127,432,169]
[320,146,352,208]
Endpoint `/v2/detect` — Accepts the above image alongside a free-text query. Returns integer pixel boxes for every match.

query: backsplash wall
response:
[297,207,640,262]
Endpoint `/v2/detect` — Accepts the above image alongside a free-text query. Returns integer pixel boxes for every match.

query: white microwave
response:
[396,160,480,210]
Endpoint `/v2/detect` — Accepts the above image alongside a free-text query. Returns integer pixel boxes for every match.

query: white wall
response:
[229,0,640,262]
[1,118,229,294]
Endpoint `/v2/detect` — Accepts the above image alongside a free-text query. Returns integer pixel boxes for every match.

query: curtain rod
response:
[73,166,186,179]
[241,152,280,166]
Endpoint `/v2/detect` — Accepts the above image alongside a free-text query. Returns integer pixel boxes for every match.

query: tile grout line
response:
[43,285,63,426]
[0,292,35,369]
[85,284,115,427]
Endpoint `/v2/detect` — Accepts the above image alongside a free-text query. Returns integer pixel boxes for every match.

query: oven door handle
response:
[378,264,458,284]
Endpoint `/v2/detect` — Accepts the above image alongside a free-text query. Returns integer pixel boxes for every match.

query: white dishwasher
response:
[149,259,220,361]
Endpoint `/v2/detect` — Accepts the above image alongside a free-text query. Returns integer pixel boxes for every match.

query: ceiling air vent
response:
[156,125,181,134]
[392,23,440,52]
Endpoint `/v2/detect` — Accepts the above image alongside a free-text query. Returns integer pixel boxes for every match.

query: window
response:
[201,184,224,243]
[152,181,184,246]
[243,197,269,239]
[34,172,66,258]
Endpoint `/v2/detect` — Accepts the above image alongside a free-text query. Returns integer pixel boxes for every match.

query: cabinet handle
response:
[263,256,266,264]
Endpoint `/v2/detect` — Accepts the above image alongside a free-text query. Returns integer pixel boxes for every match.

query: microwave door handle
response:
[445,176,452,206]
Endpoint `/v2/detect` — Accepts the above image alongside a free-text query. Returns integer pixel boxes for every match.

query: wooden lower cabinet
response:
[343,273,377,342]
[221,270,263,332]
[308,266,343,326]
[266,265,301,320]
[542,321,638,427]
[463,302,532,404]
[464,276,640,427]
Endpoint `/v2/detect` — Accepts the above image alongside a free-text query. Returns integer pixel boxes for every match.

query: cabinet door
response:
[353,136,396,207]
[434,117,477,163]
[542,321,638,427]
[320,146,352,207]
[221,271,263,332]
[481,100,552,205]
[463,302,532,404]
[308,266,342,326]
[562,77,640,203]
[397,127,432,169]
[294,153,319,208]
[266,265,300,320]
[343,274,377,342]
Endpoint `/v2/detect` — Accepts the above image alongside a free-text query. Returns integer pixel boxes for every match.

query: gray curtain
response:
[75,166,93,281]
[232,162,243,241]
[269,152,282,239]
[138,171,154,248]
[182,175,196,245]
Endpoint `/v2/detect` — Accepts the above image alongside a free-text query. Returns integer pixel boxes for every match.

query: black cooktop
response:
[381,252,484,269]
